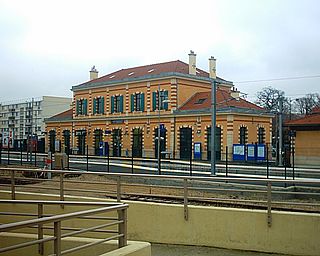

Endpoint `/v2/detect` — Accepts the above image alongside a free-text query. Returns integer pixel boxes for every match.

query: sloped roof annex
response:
[178,89,264,112]
[45,108,73,122]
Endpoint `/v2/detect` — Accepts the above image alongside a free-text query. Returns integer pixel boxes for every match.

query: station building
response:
[45,52,273,160]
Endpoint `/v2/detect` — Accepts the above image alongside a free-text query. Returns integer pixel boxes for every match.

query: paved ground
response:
[151,244,292,256]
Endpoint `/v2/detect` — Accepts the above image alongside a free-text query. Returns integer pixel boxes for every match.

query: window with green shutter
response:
[111,96,115,113]
[83,99,88,115]
[93,98,97,114]
[140,93,145,111]
[131,94,135,112]
[152,91,157,111]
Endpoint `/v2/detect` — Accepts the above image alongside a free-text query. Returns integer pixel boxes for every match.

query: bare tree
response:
[255,87,289,113]
[294,93,320,115]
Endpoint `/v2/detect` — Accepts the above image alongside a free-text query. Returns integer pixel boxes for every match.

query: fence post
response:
[131,152,134,174]
[117,176,121,202]
[11,170,15,200]
[54,221,62,256]
[35,150,37,167]
[86,145,89,171]
[225,146,228,177]
[118,208,127,248]
[267,181,272,227]
[38,203,44,255]
[189,151,192,176]
[266,145,269,179]
[0,142,2,164]
[20,145,23,165]
[7,145,10,165]
[60,173,64,207]
[183,178,188,221]
[107,152,110,172]
[292,146,295,180]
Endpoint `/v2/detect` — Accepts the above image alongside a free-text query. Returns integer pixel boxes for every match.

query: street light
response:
[211,80,217,175]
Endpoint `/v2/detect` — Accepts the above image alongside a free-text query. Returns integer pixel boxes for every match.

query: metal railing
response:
[0,200,128,255]
[0,167,320,228]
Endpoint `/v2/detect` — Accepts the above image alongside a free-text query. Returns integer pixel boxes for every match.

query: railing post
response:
[225,146,228,177]
[267,181,272,227]
[20,145,23,165]
[266,145,269,179]
[118,208,127,248]
[117,176,121,202]
[60,173,64,208]
[54,221,62,256]
[86,145,89,171]
[183,178,188,221]
[131,153,134,174]
[7,145,10,165]
[35,150,37,167]
[38,203,44,255]
[11,170,15,200]
[107,152,110,173]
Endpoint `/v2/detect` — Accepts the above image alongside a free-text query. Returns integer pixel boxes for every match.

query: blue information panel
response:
[257,144,266,161]
[194,142,201,160]
[233,144,245,161]
[246,144,256,161]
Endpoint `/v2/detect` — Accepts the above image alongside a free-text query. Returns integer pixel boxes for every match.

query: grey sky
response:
[0,0,319,103]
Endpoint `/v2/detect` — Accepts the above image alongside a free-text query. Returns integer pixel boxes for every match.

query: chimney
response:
[209,56,216,79]
[231,87,240,101]
[89,65,98,80]
[188,50,196,75]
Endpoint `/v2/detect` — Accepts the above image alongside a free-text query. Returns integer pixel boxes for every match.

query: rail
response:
[0,199,128,255]
[0,167,320,228]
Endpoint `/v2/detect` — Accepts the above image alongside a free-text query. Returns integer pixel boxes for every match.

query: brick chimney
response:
[209,56,216,79]
[188,50,196,75]
[90,66,98,80]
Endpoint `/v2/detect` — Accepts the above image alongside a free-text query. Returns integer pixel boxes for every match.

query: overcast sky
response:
[0,0,319,103]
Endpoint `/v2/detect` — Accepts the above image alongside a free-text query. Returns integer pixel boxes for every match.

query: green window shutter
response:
[76,100,79,115]
[141,93,145,112]
[131,94,135,112]
[84,99,88,115]
[164,90,169,110]
[120,95,124,113]
[101,97,104,114]
[152,91,156,111]
[111,96,114,114]
[93,98,96,114]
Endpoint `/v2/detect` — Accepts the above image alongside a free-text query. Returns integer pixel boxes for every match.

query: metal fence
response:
[0,199,128,255]
[1,167,319,228]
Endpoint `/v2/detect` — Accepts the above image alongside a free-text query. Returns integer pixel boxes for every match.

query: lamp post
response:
[157,84,170,175]
[211,79,217,175]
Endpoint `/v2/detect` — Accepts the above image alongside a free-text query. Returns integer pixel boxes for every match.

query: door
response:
[112,129,122,157]
[63,130,71,155]
[49,130,56,153]
[77,132,86,155]
[132,128,143,158]
[94,129,103,156]
[180,127,192,159]
[154,127,167,158]
[207,126,222,161]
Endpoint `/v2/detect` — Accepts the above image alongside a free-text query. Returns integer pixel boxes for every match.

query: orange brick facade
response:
[46,71,272,160]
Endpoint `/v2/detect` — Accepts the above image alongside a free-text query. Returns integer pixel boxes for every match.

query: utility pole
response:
[278,97,283,167]
[211,80,217,175]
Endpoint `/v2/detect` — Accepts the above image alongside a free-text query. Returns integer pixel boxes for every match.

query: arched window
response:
[239,126,247,144]
[258,127,265,144]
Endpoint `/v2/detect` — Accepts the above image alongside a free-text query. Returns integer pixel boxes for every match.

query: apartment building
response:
[45,52,273,160]
[0,96,72,150]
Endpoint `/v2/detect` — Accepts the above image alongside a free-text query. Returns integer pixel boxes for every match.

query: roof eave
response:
[72,72,233,92]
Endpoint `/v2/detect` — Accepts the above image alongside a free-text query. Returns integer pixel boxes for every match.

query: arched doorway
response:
[112,129,122,157]
[49,130,56,153]
[132,128,143,158]
[94,129,103,156]
[154,127,167,158]
[207,126,222,161]
[76,130,86,155]
[179,127,192,160]
[62,130,71,155]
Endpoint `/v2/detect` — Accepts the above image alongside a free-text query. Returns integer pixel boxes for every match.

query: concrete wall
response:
[1,191,319,256]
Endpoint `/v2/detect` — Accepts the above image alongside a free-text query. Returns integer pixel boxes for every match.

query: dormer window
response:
[195,98,206,104]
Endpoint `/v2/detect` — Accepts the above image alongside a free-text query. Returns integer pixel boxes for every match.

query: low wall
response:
[1,190,319,256]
